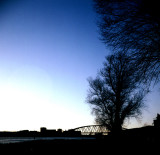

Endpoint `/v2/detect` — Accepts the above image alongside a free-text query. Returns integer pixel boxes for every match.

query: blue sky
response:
[0,0,159,131]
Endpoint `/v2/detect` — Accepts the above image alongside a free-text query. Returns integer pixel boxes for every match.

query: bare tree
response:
[94,0,160,83]
[87,52,146,135]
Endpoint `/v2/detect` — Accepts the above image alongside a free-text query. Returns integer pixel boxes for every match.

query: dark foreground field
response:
[0,136,159,154]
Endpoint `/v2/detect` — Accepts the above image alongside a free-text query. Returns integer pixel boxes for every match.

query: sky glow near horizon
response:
[0,0,159,131]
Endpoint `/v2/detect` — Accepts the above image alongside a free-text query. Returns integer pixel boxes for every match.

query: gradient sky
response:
[0,0,159,131]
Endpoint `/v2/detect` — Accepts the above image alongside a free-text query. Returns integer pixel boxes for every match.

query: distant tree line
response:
[87,0,160,135]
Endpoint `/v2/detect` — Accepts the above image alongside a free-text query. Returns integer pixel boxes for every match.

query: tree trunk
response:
[112,121,122,136]
[112,104,122,136]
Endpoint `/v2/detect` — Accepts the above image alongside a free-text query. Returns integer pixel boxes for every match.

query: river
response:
[0,137,96,144]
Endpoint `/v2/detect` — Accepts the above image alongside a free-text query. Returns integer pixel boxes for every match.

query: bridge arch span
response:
[72,125,109,135]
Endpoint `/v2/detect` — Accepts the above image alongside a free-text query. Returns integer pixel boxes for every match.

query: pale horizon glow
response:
[0,0,159,131]
[0,64,94,131]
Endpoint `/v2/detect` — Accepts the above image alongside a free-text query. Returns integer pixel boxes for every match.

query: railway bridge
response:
[71,125,109,135]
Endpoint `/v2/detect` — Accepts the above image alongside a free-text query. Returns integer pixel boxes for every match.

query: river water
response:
[0,137,96,144]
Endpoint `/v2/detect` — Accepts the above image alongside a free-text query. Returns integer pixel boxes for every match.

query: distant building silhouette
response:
[40,127,47,133]
[40,127,57,136]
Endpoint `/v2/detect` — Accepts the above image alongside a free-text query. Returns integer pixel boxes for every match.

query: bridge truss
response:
[73,125,109,135]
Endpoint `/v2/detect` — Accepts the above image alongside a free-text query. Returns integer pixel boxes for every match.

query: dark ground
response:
[0,135,159,154]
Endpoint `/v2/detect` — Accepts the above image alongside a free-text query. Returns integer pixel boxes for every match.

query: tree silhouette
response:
[94,0,160,83]
[87,52,146,135]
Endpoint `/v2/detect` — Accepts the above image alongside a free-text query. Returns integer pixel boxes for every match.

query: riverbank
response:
[0,138,104,154]
[0,136,159,154]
